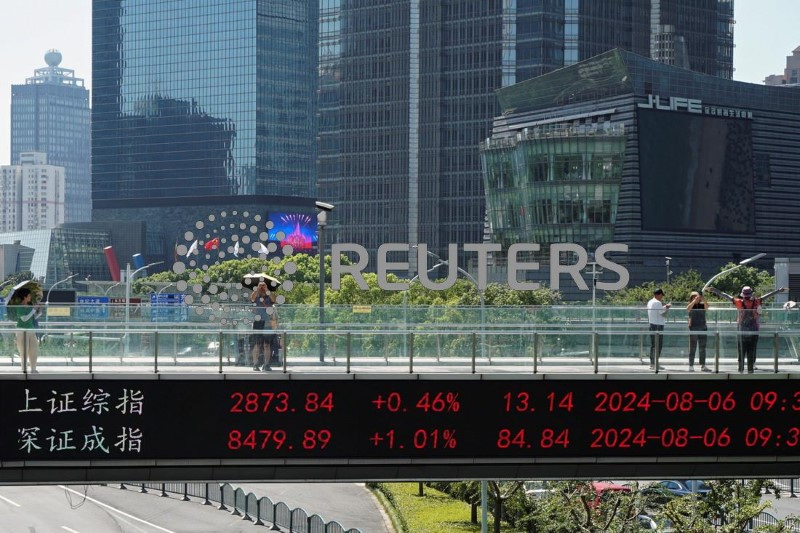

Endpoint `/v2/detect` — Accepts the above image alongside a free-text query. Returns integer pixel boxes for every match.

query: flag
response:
[186,240,199,258]
[173,239,179,263]
[258,243,269,255]
[204,237,220,251]
[233,241,241,257]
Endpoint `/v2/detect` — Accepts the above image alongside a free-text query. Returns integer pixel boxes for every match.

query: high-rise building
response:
[11,50,90,223]
[92,0,318,261]
[318,0,734,271]
[764,45,800,86]
[0,152,65,232]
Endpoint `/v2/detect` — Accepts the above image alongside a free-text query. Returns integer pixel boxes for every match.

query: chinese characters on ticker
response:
[3,379,800,462]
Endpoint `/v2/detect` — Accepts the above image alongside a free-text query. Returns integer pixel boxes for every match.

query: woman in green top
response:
[13,288,40,372]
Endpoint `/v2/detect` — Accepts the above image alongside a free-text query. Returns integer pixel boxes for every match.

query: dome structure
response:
[44,49,62,67]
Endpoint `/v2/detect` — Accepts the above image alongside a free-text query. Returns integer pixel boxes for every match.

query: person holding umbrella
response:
[250,280,278,371]
[9,286,41,373]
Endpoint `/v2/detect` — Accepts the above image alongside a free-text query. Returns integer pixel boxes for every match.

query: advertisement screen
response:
[637,109,755,233]
[267,212,317,251]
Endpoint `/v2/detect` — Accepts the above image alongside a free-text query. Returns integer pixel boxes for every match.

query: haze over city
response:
[0,0,798,165]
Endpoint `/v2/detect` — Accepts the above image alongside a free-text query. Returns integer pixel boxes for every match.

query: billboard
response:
[637,109,755,234]
[267,212,317,251]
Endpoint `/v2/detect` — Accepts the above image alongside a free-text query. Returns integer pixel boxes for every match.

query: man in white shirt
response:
[647,288,671,370]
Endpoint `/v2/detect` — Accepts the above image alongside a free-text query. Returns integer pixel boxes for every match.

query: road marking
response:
[0,493,21,507]
[58,486,175,533]
[62,527,81,533]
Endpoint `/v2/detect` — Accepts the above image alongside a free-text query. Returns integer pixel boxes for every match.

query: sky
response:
[0,0,798,166]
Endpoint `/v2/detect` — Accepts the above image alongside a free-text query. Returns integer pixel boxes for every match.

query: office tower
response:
[764,45,800,86]
[318,1,734,271]
[11,50,90,223]
[0,153,65,232]
[92,0,318,261]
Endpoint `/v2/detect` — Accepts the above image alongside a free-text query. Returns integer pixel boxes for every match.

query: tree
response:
[706,263,775,299]
[657,479,782,532]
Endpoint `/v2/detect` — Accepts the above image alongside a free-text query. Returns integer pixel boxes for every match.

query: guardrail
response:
[119,482,361,533]
[2,325,800,374]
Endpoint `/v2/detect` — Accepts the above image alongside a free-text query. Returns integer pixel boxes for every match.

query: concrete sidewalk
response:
[233,482,393,533]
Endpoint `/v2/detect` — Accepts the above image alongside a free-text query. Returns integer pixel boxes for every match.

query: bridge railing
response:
[2,323,800,374]
[120,482,361,532]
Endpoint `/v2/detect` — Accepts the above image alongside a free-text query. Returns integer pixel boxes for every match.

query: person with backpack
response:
[705,285,787,373]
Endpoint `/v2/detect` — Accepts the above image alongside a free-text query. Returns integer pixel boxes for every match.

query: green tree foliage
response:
[603,264,775,307]
[517,481,653,533]
[603,269,705,306]
[658,479,784,532]
[705,263,775,299]
[0,271,34,297]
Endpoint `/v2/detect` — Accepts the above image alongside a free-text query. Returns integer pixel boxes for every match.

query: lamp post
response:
[414,247,485,358]
[316,201,334,363]
[45,273,78,327]
[585,255,603,362]
[701,253,766,293]
[665,257,672,285]
[124,261,163,355]
[403,262,448,353]
[104,281,122,296]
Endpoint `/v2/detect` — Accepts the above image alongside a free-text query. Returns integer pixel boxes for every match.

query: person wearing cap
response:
[647,288,671,370]
[705,284,787,373]
[687,291,710,371]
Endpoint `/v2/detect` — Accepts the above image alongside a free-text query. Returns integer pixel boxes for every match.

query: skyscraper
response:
[91,0,318,257]
[11,50,90,223]
[0,153,65,232]
[318,0,734,271]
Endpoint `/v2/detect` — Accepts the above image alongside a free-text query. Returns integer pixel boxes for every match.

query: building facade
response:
[764,45,800,86]
[480,50,800,294]
[11,50,91,223]
[0,153,65,232]
[317,0,735,272]
[92,0,318,262]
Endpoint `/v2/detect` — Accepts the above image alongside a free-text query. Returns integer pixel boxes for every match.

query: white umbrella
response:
[241,273,281,291]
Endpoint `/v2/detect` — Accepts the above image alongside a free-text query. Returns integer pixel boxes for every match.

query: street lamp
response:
[316,201,335,363]
[45,273,78,327]
[665,257,672,285]
[104,281,122,296]
[124,261,163,355]
[701,253,766,293]
[585,255,603,362]
[413,246,486,358]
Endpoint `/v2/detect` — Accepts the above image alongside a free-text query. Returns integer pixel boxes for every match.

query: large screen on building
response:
[637,109,755,233]
[267,212,317,251]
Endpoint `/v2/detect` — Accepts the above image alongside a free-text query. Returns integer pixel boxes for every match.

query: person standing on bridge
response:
[251,281,278,372]
[647,288,670,370]
[12,288,40,373]
[687,291,709,372]
[705,285,786,373]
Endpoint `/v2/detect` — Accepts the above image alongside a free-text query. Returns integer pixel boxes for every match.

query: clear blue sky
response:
[0,0,798,165]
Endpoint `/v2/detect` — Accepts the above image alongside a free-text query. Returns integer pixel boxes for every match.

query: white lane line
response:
[0,493,21,507]
[61,527,81,533]
[58,486,175,533]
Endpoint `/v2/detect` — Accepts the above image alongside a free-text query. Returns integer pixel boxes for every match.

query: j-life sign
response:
[638,94,753,119]
[331,243,630,292]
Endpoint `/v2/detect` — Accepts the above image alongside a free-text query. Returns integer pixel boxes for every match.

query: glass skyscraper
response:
[11,50,91,223]
[318,0,734,271]
[92,0,318,204]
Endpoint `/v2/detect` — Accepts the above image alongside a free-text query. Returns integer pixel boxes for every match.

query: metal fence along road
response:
[119,482,361,533]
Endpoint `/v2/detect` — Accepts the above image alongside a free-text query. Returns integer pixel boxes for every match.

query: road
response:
[0,484,262,532]
[235,482,392,532]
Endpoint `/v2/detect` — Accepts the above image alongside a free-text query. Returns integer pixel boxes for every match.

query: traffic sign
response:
[149,293,188,322]
[76,296,110,320]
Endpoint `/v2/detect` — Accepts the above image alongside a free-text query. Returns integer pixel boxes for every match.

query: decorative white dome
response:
[44,49,62,67]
